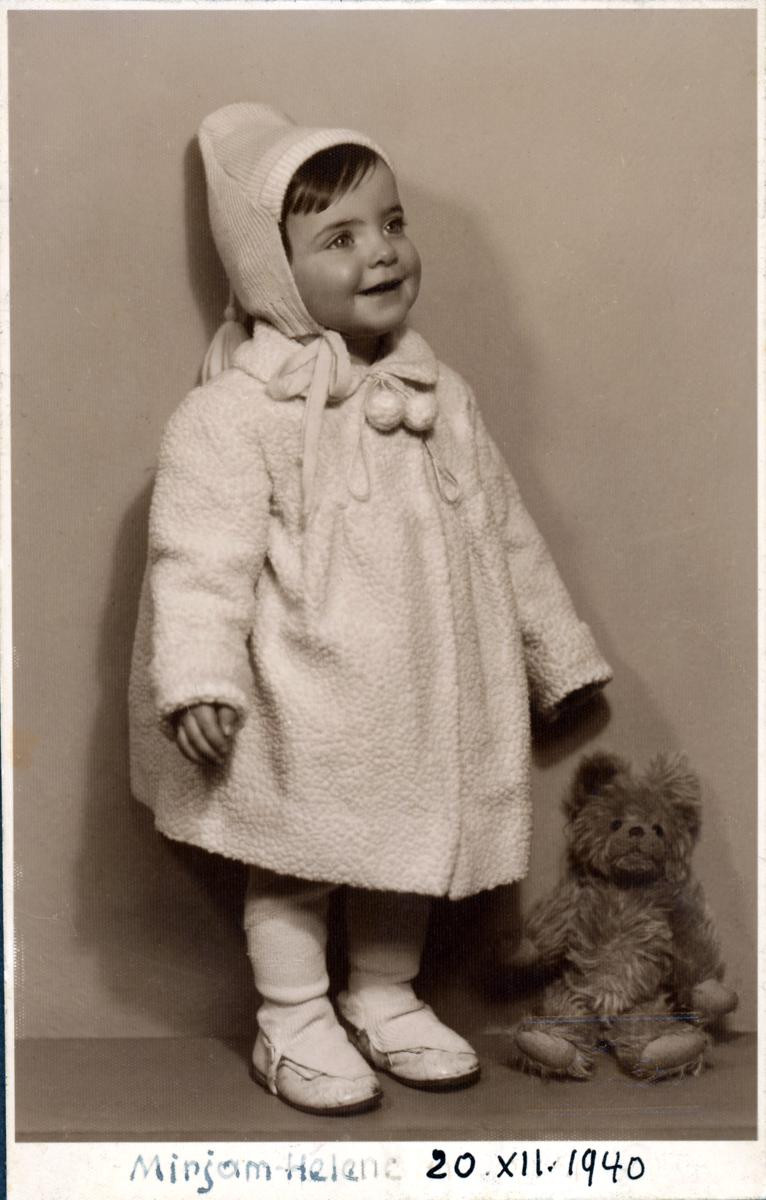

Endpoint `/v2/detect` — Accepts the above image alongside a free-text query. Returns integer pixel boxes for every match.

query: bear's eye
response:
[610,818,623,831]
[653,823,665,838]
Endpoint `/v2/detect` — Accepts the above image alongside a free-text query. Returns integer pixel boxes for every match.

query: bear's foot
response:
[691,979,738,1022]
[514,1030,592,1080]
[632,1028,708,1081]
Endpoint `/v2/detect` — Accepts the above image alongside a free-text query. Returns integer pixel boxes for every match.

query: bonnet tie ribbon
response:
[267,331,355,516]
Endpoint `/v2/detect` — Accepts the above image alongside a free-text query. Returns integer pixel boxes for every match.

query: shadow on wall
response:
[72,140,256,1038]
[74,486,255,1039]
[184,138,236,350]
[71,143,248,1041]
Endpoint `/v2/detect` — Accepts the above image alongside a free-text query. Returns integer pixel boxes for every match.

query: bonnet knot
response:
[201,287,250,384]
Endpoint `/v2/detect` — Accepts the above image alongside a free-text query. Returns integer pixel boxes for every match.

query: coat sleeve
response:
[147,378,271,732]
[469,394,612,719]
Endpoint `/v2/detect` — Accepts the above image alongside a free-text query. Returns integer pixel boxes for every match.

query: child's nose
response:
[368,232,397,266]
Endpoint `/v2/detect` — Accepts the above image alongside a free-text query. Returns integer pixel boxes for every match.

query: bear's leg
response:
[513,981,599,1080]
[689,978,738,1024]
[609,998,709,1081]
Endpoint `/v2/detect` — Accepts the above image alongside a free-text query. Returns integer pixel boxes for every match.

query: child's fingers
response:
[195,706,233,757]
[217,705,237,738]
[176,721,203,765]
[183,709,225,763]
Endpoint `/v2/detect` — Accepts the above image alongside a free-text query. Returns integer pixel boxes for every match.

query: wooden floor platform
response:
[15,1029,756,1143]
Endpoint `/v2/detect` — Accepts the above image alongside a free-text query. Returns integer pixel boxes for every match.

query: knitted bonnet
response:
[198,102,392,349]
[196,103,445,515]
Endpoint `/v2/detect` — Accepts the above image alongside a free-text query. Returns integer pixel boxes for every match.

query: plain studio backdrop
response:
[9,8,756,1053]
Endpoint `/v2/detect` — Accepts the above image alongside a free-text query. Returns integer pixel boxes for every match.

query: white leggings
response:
[243,866,432,1006]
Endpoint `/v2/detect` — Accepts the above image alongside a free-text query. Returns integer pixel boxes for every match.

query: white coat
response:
[129,322,611,899]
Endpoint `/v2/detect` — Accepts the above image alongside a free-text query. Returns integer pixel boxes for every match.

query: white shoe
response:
[338,989,480,1091]
[252,1001,382,1116]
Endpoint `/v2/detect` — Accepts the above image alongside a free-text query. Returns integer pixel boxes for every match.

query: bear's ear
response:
[644,753,702,840]
[565,751,631,819]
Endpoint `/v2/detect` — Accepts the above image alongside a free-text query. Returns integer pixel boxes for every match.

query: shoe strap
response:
[256,1032,281,1094]
[260,1014,372,1081]
[342,993,474,1056]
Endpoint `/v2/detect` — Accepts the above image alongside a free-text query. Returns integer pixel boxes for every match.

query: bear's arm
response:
[522,878,582,970]
[668,880,726,1003]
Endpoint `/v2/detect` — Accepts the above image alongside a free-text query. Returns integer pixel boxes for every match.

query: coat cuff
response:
[526,621,612,721]
[155,682,250,740]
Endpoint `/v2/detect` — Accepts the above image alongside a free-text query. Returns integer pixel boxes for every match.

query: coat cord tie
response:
[346,405,372,502]
[424,438,461,504]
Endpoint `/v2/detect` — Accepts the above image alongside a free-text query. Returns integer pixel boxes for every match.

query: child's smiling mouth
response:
[358,279,402,296]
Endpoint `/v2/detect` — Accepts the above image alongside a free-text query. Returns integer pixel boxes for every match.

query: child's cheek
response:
[332,257,364,294]
[407,245,422,291]
[413,245,423,282]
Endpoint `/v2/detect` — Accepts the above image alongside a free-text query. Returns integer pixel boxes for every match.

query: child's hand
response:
[173,703,237,765]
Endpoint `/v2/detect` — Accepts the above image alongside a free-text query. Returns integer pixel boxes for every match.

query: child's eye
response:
[610,818,623,831]
[327,231,353,249]
[385,216,406,235]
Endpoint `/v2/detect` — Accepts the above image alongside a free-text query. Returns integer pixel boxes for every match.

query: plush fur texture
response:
[128,320,612,899]
[507,752,737,1080]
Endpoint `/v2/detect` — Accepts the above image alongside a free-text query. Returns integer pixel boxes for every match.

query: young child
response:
[129,102,612,1116]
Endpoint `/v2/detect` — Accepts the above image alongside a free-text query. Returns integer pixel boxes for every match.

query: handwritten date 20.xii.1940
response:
[426,1147,646,1187]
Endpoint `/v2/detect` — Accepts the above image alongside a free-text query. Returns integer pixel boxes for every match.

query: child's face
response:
[285,160,421,344]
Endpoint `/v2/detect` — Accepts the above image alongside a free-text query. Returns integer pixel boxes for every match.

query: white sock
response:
[243,867,334,1004]
[346,889,431,1004]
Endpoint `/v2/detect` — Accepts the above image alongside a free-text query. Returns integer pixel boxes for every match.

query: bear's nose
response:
[628,825,645,838]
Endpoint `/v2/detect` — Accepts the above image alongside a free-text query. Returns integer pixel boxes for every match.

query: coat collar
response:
[232,320,439,391]
[232,321,444,517]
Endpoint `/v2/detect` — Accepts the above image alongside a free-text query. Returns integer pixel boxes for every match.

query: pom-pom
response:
[404,390,437,432]
[365,384,405,431]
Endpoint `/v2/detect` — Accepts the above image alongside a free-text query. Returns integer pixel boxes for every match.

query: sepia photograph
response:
[3,3,760,1196]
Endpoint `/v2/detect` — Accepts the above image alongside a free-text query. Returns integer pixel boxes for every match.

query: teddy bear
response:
[506,751,737,1081]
